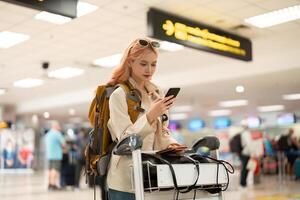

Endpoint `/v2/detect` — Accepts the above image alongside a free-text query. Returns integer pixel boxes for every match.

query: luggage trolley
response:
[114,136,232,200]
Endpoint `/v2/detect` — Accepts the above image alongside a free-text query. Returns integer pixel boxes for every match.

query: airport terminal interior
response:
[1,0,300,200]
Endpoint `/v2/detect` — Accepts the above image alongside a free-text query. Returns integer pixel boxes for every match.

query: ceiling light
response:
[170,113,188,120]
[48,67,84,79]
[283,93,300,100]
[257,105,284,112]
[0,89,6,95]
[171,105,193,113]
[208,109,231,117]
[67,128,76,140]
[35,11,72,24]
[93,54,122,68]
[77,2,98,17]
[235,85,245,93]
[0,31,30,48]
[245,4,300,28]
[159,41,184,52]
[69,117,83,123]
[32,114,39,124]
[43,112,50,119]
[69,109,75,116]
[13,78,44,88]
[219,99,248,108]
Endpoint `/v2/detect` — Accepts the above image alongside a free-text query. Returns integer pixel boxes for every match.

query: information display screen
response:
[246,117,261,128]
[214,117,231,129]
[188,118,205,132]
[3,0,78,18]
[277,113,296,126]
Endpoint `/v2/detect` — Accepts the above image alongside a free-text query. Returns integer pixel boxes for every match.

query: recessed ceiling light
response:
[208,109,231,117]
[235,85,245,93]
[32,114,39,124]
[69,117,83,123]
[77,2,98,17]
[0,31,30,48]
[283,93,300,100]
[257,105,284,112]
[35,11,72,24]
[48,67,84,79]
[170,113,188,120]
[219,99,248,108]
[245,4,300,28]
[160,41,184,52]
[0,88,6,95]
[170,105,193,113]
[13,78,44,88]
[67,129,76,139]
[43,112,50,119]
[69,108,75,116]
[93,54,122,68]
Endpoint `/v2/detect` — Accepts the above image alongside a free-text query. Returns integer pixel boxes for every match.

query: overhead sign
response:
[2,0,78,18]
[147,8,252,61]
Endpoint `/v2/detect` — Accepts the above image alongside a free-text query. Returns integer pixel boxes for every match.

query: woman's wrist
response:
[146,112,155,124]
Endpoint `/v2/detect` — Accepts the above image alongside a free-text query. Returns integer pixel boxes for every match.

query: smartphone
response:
[165,87,181,99]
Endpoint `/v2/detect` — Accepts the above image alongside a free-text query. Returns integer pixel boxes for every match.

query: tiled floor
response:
[224,173,300,200]
[0,171,299,200]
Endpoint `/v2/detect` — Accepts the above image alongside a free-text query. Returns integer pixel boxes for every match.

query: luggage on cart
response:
[141,154,232,193]
[114,135,234,200]
[61,150,77,187]
[263,156,277,175]
[294,158,300,180]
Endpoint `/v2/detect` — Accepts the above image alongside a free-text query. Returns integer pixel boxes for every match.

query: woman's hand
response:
[167,143,182,148]
[146,95,176,123]
[167,143,187,154]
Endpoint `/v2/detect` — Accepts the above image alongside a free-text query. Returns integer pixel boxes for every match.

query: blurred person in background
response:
[45,121,66,190]
[18,142,33,168]
[278,128,300,176]
[74,128,89,189]
[3,138,17,169]
[239,121,258,188]
[169,123,185,145]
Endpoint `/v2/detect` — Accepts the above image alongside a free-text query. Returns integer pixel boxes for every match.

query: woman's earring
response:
[129,66,132,75]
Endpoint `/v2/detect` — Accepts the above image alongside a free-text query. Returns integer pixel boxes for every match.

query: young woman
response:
[106,38,182,200]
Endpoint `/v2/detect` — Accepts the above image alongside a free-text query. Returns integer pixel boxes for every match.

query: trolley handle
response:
[191,136,220,152]
[113,134,143,155]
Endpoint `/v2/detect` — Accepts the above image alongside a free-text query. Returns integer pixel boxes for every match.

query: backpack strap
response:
[116,81,145,123]
[124,80,145,112]
[88,86,106,127]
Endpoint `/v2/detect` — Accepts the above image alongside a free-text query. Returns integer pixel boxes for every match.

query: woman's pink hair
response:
[107,38,158,85]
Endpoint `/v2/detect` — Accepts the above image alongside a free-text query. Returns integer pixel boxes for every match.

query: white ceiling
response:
[0,0,300,121]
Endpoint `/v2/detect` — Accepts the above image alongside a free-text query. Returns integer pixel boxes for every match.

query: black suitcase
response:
[60,151,76,187]
[294,158,300,180]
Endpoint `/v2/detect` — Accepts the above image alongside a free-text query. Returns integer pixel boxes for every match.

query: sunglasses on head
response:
[138,39,160,48]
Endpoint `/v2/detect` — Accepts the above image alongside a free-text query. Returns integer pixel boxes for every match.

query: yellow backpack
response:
[85,80,143,177]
